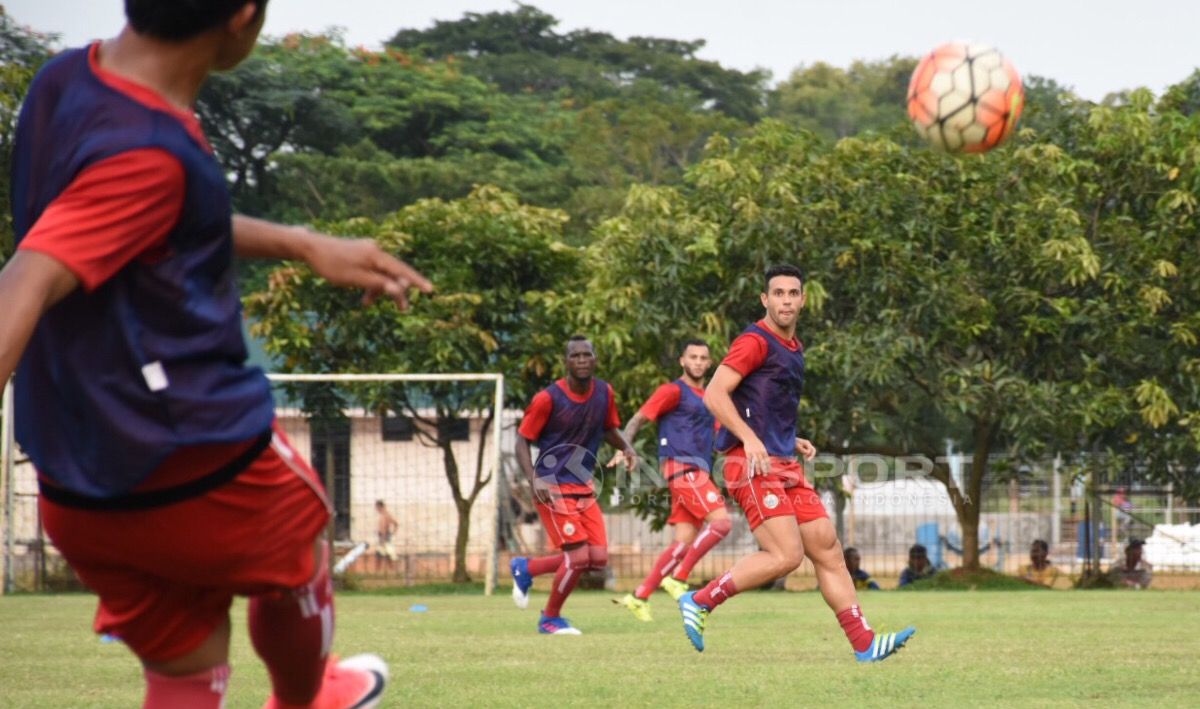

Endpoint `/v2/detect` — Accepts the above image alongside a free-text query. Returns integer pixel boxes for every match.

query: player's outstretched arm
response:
[604,427,639,472]
[232,215,432,309]
[704,364,770,475]
[0,251,80,385]
[608,412,649,468]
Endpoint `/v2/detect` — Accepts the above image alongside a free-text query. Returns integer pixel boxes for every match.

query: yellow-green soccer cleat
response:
[659,577,689,601]
[613,593,654,622]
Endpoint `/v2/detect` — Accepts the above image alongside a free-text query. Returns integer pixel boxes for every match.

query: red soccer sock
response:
[672,518,732,582]
[635,542,685,600]
[250,545,334,706]
[543,548,588,617]
[836,604,875,653]
[143,665,230,709]
[692,571,738,610]
[527,553,563,577]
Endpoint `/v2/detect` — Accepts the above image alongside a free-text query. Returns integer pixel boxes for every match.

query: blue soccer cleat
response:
[510,557,532,609]
[538,614,582,635]
[855,626,917,663]
[678,591,709,652]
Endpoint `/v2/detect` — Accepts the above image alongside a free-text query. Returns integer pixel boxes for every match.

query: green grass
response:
[2,590,1198,707]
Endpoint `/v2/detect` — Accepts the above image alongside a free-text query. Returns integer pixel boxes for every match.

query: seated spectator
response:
[898,544,937,586]
[1017,539,1060,587]
[843,547,880,590]
[1107,539,1153,589]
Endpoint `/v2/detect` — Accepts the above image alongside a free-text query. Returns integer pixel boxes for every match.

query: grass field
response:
[1,589,1198,707]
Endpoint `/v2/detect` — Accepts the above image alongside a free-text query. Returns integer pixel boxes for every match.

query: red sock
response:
[249,544,334,706]
[527,553,563,577]
[635,542,685,600]
[543,548,587,617]
[143,665,230,709]
[836,604,875,652]
[672,519,732,582]
[692,571,738,610]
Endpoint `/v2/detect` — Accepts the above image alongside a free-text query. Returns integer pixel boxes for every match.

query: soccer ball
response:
[906,42,1024,153]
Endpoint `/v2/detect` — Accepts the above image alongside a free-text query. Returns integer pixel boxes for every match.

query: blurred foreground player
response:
[510,336,638,634]
[678,265,916,662]
[611,339,731,621]
[0,2,431,706]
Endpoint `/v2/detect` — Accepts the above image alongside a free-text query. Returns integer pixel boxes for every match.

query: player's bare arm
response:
[232,215,432,309]
[607,411,649,467]
[704,363,770,475]
[0,251,80,384]
[794,437,817,461]
[605,427,639,472]
[514,435,555,505]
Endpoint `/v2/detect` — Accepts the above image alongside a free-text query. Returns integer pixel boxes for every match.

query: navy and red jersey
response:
[713,320,805,456]
[518,378,620,491]
[639,379,716,472]
[11,43,273,499]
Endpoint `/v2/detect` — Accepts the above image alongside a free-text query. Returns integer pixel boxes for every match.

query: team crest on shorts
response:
[706,490,720,503]
[562,522,576,536]
[763,493,780,510]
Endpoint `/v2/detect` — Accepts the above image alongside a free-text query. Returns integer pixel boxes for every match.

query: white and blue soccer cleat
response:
[855,626,917,663]
[538,614,582,635]
[678,591,709,652]
[510,557,532,609]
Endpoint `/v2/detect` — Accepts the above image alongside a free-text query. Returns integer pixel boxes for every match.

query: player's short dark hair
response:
[1031,539,1049,553]
[678,339,709,357]
[125,0,267,41]
[909,544,927,556]
[565,335,592,355]
[764,264,804,291]
[844,546,859,555]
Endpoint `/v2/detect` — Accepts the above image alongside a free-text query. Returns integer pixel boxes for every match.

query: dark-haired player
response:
[0,2,432,706]
[678,265,916,662]
[509,336,638,634]
[611,339,731,622]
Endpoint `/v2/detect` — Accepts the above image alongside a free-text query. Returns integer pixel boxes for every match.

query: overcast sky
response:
[7,1,1199,101]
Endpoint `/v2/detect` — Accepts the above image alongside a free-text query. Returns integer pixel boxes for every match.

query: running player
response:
[0,2,431,706]
[678,265,916,662]
[611,339,732,621]
[509,336,638,635]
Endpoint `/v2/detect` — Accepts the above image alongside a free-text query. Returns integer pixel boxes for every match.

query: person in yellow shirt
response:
[1018,539,1060,587]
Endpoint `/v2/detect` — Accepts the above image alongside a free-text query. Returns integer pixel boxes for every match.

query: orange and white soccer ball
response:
[907,42,1024,153]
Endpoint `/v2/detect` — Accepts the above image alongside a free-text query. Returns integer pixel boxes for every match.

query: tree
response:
[245,186,578,581]
[768,57,916,141]
[0,7,53,263]
[387,4,769,122]
[577,110,1200,569]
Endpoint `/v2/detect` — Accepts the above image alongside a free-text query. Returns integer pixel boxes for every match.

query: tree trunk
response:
[453,497,472,584]
[438,438,472,583]
[960,419,996,571]
[959,501,981,570]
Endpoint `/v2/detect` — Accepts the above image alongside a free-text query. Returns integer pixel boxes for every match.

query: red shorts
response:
[663,459,725,527]
[535,494,607,549]
[40,423,330,663]
[721,447,827,530]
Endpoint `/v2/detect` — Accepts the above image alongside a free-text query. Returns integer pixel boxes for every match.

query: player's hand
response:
[606,450,627,469]
[530,476,560,506]
[304,233,433,309]
[620,448,639,472]
[795,437,817,461]
[743,437,770,477]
